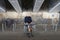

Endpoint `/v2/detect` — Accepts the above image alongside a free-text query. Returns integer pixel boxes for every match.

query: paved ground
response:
[0,24,60,40]
[0,31,60,40]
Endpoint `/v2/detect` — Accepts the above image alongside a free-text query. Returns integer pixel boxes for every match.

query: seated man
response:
[24,16,32,33]
[24,16,33,37]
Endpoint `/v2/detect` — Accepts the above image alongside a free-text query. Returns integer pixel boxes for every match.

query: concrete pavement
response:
[0,32,60,40]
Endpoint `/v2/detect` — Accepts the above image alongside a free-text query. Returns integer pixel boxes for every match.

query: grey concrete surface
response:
[0,32,60,40]
[0,23,60,40]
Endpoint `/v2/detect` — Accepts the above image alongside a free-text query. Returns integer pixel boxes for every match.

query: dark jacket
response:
[24,16,32,23]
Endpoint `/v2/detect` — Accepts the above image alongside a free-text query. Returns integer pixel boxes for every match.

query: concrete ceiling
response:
[49,2,60,13]
[33,0,44,12]
[0,7,5,12]
[49,0,60,13]
[0,0,6,12]
[8,0,22,13]
[0,0,60,13]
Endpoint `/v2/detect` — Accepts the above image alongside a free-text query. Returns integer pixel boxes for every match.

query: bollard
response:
[5,22,6,29]
[52,24,54,30]
[55,24,57,31]
[13,23,16,32]
[44,24,47,32]
[14,23,16,32]
[2,23,4,32]
[13,24,15,32]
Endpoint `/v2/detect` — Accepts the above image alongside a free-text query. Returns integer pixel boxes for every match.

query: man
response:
[24,16,33,37]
